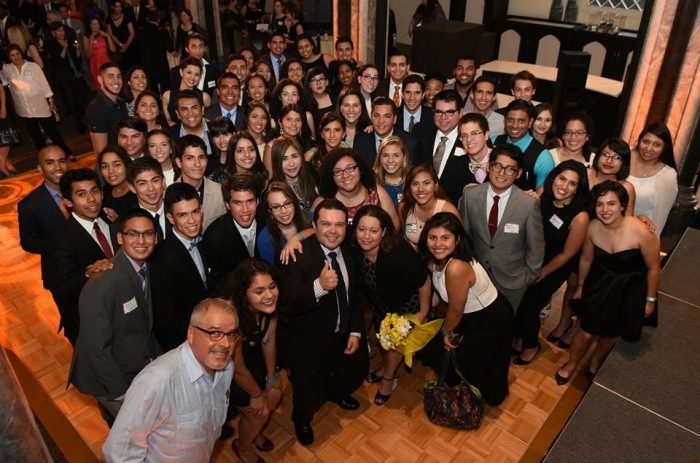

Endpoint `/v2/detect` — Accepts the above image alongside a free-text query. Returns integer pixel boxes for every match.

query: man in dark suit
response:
[138,10,173,94]
[459,145,544,311]
[18,146,68,258]
[127,0,148,30]
[127,157,170,241]
[204,72,246,131]
[169,90,215,158]
[44,168,118,344]
[414,90,472,204]
[169,34,220,96]
[202,174,265,288]
[69,208,161,423]
[151,183,208,351]
[395,74,433,134]
[378,51,410,106]
[353,97,418,167]
[262,31,287,87]
[281,198,368,446]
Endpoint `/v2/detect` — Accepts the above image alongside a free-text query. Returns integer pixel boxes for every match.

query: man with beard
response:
[446,56,477,103]
[86,62,128,154]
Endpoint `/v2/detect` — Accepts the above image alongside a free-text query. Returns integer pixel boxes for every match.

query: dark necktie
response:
[433,136,448,174]
[154,213,164,242]
[93,222,114,258]
[328,251,348,333]
[408,115,415,133]
[138,267,147,295]
[488,195,500,239]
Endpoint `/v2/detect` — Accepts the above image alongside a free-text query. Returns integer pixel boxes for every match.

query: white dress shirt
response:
[2,61,53,118]
[234,219,257,257]
[72,213,114,254]
[486,184,513,226]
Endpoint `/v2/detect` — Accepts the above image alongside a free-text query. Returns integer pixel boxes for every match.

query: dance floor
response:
[0,155,582,462]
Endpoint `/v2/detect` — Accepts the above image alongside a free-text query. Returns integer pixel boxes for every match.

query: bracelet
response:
[265,371,280,386]
[646,295,657,302]
[441,327,453,338]
[251,390,264,398]
[296,232,304,241]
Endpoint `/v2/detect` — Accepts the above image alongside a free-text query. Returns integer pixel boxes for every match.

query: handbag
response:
[423,350,484,430]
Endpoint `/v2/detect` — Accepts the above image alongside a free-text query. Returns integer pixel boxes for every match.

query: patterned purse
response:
[423,350,484,430]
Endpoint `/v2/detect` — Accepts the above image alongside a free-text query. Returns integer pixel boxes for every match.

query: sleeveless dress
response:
[230,313,273,406]
[580,246,648,342]
[88,36,110,91]
[301,54,328,73]
[383,181,403,208]
[421,258,514,406]
[404,199,447,246]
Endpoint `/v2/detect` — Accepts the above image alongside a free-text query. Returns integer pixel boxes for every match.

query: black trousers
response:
[55,77,87,132]
[20,116,73,156]
[515,268,570,349]
[289,333,368,425]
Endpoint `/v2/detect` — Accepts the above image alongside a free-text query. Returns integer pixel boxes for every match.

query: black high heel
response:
[374,377,397,406]
[547,319,573,344]
[555,370,571,386]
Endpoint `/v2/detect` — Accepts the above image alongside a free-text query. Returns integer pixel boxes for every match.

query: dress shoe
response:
[546,320,573,344]
[254,434,274,452]
[231,439,265,463]
[333,395,359,410]
[294,422,314,446]
[555,370,571,386]
[366,370,383,383]
[218,422,234,441]
[513,344,541,366]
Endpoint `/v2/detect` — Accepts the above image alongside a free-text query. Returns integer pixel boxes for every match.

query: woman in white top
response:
[549,111,595,167]
[419,213,514,406]
[627,122,678,236]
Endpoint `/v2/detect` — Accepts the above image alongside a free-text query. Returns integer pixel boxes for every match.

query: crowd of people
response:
[11,1,677,461]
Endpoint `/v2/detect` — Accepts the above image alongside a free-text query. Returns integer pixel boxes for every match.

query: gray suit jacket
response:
[69,249,160,400]
[459,183,544,291]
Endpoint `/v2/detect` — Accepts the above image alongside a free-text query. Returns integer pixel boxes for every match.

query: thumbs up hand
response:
[319,259,338,291]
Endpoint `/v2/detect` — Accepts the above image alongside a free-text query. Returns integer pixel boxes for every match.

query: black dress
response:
[580,247,648,342]
[230,313,273,407]
[102,187,138,219]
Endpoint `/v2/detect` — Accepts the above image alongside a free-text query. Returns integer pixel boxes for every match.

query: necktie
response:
[433,136,449,174]
[188,235,203,251]
[55,192,69,219]
[392,85,401,107]
[226,111,233,121]
[488,195,500,238]
[138,267,147,295]
[276,58,282,80]
[328,251,348,333]
[154,213,164,242]
[408,115,415,133]
[244,231,254,257]
[93,222,114,258]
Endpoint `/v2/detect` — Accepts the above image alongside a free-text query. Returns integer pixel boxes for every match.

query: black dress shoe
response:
[555,370,571,386]
[513,344,541,366]
[333,395,359,410]
[294,422,314,446]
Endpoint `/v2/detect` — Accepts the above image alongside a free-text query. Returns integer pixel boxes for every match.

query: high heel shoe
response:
[546,320,573,344]
[513,344,541,365]
[374,377,397,406]
[366,369,384,383]
[555,370,571,386]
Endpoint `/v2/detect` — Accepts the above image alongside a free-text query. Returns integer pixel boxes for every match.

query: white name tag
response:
[504,223,520,234]
[123,297,138,314]
[207,80,216,88]
[405,223,418,233]
[549,214,564,229]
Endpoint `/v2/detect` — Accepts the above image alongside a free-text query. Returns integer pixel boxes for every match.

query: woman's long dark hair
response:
[338,89,371,131]
[352,204,398,253]
[593,137,631,180]
[418,212,476,264]
[277,103,314,150]
[542,159,590,211]
[270,136,317,208]
[400,164,448,224]
[263,181,312,256]
[637,122,676,169]
[309,112,346,171]
[532,103,560,149]
[560,110,593,159]
[226,131,267,187]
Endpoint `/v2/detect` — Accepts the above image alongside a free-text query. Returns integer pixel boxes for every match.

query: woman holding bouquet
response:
[353,205,432,405]
[419,213,514,406]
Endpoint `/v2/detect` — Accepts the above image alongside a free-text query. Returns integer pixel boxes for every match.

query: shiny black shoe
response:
[294,422,314,446]
[366,370,383,383]
[333,395,360,410]
[513,344,541,366]
[555,370,571,386]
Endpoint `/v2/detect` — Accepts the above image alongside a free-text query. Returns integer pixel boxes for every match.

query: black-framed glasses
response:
[332,164,358,177]
[600,152,622,162]
[269,200,294,213]
[310,77,327,85]
[434,109,459,117]
[563,130,587,137]
[362,75,379,82]
[192,325,241,342]
[490,162,519,176]
[122,230,157,239]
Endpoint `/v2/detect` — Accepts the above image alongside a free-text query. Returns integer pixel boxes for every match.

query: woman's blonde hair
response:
[7,26,31,54]
[373,135,409,185]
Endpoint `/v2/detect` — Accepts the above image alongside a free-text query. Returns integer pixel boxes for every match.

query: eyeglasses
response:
[192,325,241,342]
[563,130,587,137]
[332,164,358,177]
[434,109,459,118]
[458,130,484,141]
[362,75,379,82]
[269,200,294,213]
[490,162,519,176]
[288,67,303,74]
[600,152,622,162]
[122,230,157,239]
[310,77,326,85]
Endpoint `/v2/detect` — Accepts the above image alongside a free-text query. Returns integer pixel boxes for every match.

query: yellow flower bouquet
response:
[377,313,445,367]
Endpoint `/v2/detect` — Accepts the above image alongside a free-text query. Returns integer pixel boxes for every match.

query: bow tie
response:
[188,236,203,251]
[469,162,488,174]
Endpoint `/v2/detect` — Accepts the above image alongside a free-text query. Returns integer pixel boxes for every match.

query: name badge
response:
[208,80,216,88]
[504,223,519,234]
[123,297,138,314]
[549,214,564,229]
[406,223,418,233]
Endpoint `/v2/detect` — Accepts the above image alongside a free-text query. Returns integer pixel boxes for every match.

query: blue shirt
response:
[490,132,554,189]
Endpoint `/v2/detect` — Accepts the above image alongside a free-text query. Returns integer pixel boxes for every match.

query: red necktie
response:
[488,195,500,238]
[93,222,114,258]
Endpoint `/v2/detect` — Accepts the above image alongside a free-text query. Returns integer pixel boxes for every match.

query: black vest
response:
[493,134,546,192]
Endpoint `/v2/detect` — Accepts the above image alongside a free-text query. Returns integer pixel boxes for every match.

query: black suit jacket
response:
[18,183,66,257]
[150,233,208,351]
[43,217,119,343]
[202,213,264,288]
[169,59,220,96]
[168,124,216,156]
[262,52,287,88]
[204,104,246,131]
[138,21,172,76]
[395,104,433,134]
[414,123,477,204]
[280,237,363,373]
[353,128,418,168]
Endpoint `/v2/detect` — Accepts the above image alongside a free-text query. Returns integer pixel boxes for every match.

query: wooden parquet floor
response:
[0,156,575,462]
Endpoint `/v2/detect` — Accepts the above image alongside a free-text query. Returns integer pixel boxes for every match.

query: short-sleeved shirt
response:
[85,92,128,145]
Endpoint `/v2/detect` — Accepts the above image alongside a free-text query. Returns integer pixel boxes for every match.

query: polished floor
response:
[0,155,577,462]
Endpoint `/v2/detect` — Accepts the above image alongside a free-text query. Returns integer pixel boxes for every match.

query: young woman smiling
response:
[338,89,370,148]
[304,112,348,174]
[270,137,318,213]
[373,136,409,207]
[550,111,594,166]
[98,145,137,222]
[146,129,176,186]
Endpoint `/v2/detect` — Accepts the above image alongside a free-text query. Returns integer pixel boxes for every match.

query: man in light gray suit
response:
[459,145,544,311]
[69,209,162,424]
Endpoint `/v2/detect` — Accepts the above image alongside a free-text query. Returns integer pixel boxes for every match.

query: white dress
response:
[627,165,678,236]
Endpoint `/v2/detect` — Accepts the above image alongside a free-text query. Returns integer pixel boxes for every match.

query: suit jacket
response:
[262,52,286,88]
[168,124,216,157]
[43,217,119,343]
[353,128,418,168]
[169,59,220,96]
[414,123,476,204]
[204,103,246,131]
[279,236,363,373]
[69,249,161,399]
[202,213,263,288]
[395,104,433,134]
[17,183,66,257]
[151,233,208,351]
[459,183,544,292]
